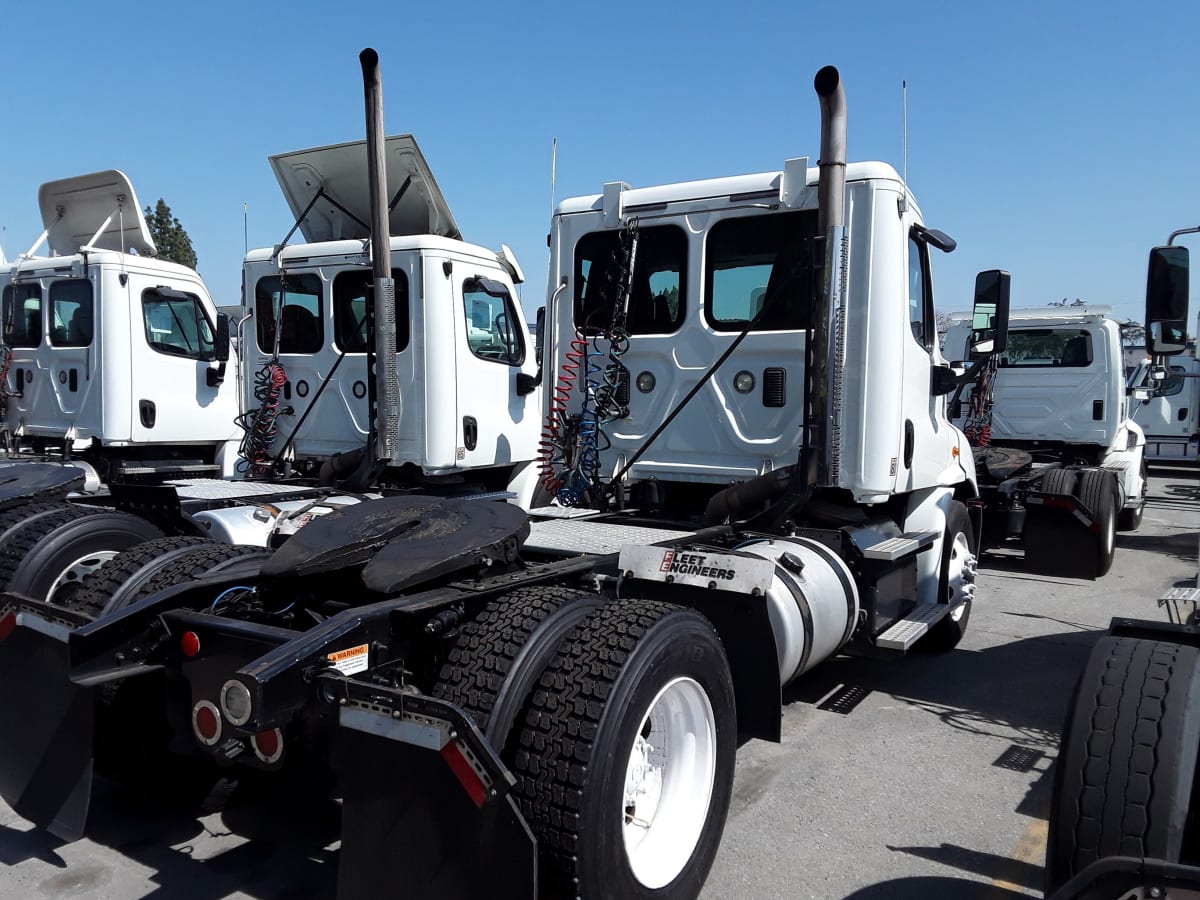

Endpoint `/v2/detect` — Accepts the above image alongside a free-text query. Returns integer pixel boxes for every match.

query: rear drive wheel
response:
[1117,459,1147,532]
[0,504,163,605]
[1045,635,1200,894]
[513,600,736,898]
[71,535,216,619]
[431,584,603,748]
[919,500,976,652]
[1075,468,1117,578]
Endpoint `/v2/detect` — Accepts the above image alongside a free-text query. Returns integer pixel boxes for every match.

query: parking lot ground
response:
[1,465,1197,899]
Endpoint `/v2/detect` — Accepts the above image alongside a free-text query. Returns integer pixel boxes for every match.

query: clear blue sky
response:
[1,0,1196,331]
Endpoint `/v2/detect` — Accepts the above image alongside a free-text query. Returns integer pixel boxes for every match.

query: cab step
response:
[861,531,938,561]
[875,602,953,650]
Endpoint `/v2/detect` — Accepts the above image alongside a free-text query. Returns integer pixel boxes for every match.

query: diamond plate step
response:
[875,603,953,650]
[526,519,694,556]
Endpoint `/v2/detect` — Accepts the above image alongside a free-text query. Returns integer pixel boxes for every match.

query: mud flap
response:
[0,608,94,840]
[331,684,536,900]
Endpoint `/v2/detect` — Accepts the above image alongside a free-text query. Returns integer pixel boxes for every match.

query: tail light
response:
[192,701,222,746]
[252,728,284,764]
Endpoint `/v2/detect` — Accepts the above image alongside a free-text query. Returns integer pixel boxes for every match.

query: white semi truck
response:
[944,306,1147,579]
[0,52,1010,900]
[0,137,542,603]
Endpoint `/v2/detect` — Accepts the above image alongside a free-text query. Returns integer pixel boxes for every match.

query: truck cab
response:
[0,171,240,481]
[236,137,542,504]
[540,158,977,602]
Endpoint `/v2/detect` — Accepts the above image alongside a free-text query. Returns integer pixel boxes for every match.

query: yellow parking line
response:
[989,818,1047,894]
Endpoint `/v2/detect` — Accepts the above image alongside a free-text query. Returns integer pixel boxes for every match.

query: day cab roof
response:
[553,160,912,218]
[245,233,509,270]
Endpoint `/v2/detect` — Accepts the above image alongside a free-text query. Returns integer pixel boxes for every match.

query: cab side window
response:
[333,269,411,353]
[142,288,216,360]
[2,283,42,348]
[464,277,523,365]
[50,279,94,347]
[908,232,933,350]
[255,274,323,354]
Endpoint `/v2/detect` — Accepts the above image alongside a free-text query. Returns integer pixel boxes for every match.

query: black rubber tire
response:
[1117,460,1147,532]
[0,503,163,605]
[1075,468,1117,578]
[71,535,216,618]
[1045,635,1200,895]
[431,585,603,748]
[919,500,975,653]
[513,600,736,899]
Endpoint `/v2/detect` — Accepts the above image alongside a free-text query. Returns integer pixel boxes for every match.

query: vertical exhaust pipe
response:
[359,48,400,467]
[805,65,848,489]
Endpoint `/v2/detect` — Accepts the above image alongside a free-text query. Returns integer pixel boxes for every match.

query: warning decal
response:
[327,643,369,675]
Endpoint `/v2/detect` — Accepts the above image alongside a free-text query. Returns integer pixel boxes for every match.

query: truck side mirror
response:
[215,312,231,362]
[535,306,545,360]
[970,270,1010,357]
[207,312,231,386]
[1145,245,1189,355]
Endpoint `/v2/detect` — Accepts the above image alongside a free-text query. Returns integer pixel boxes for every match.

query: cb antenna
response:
[550,137,558,221]
[900,79,909,214]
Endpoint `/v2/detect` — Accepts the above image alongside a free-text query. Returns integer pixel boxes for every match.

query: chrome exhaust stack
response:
[806,65,848,489]
[359,49,400,467]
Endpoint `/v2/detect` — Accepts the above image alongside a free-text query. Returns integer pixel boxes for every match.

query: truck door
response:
[1132,360,1200,454]
[129,283,233,444]
[452,270,540,469]
[899,223,959,491]
[1,276,99,440]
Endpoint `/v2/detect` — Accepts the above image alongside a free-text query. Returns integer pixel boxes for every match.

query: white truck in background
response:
[945,306,1146,578]
[1127,352,1200,463]
[0,141,543,603]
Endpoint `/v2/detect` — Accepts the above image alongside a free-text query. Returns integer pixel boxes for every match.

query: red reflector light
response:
[192,701,222,746]
[252,728,284,764]
[181,631,201,658]
[0,611,15,643]
[440,740,486,808]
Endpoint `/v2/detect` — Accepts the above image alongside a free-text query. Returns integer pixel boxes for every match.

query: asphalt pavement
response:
[1,465,1197,899]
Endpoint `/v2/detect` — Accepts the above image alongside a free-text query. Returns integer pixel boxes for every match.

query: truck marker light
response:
[220,680,253,726]
[192,700,222,746]
[252,728,284,764]
[181,631,201,658]
[0,610,15,643]
[440,741,486,808]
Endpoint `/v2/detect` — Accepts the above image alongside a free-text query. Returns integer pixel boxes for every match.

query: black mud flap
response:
[0,605,95,840]
[330,682,536,900]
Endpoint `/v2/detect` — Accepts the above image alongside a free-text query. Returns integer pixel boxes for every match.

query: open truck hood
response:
[37,170,156,257]
[269,135,460,244]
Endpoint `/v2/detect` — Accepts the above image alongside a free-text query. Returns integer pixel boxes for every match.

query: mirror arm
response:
[516,370,541,396]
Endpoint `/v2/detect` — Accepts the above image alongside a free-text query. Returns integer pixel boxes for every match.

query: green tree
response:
[143,198,197,269]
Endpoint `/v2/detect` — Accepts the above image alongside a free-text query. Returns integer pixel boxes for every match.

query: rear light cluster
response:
[190,698,286,766]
